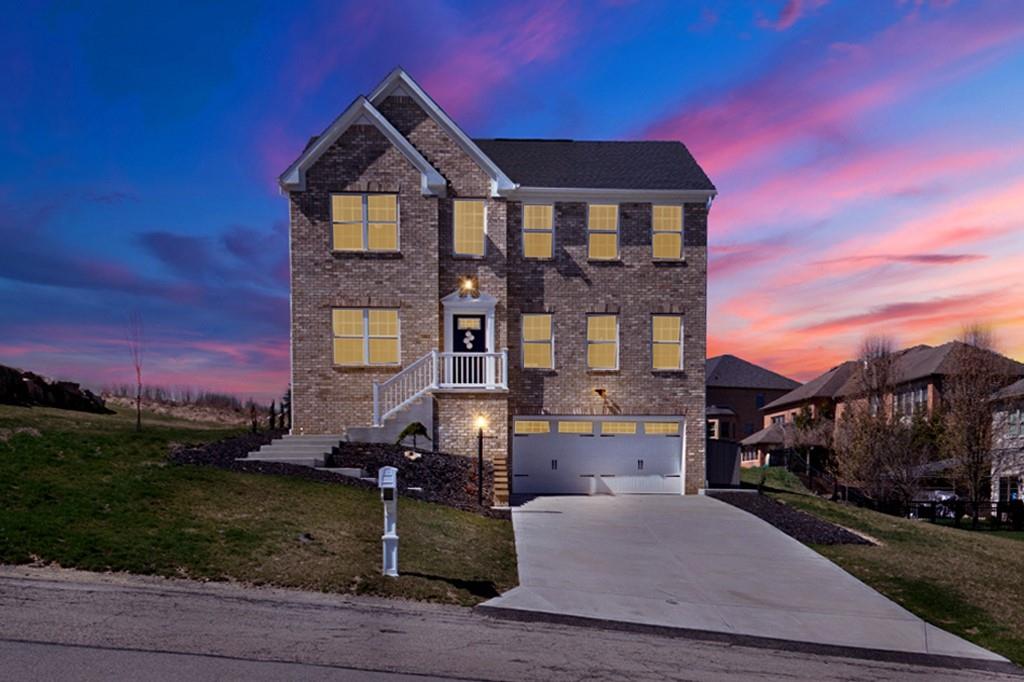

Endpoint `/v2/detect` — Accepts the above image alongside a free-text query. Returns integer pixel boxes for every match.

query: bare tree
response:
[834,335,927,511]
[125,312,144,432]
[941,324,1018,526]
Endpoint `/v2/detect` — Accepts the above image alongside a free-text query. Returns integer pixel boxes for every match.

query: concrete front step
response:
[255,444,339,454]
[243,456,324,467]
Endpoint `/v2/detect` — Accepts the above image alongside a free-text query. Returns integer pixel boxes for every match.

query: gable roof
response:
[279,96,446,195]
[369,68,515,194]
[705,355,800,391]
[763,361,858,412]
[474,139,715,192]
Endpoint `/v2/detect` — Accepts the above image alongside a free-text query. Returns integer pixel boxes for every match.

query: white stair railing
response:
[373,349,508,426]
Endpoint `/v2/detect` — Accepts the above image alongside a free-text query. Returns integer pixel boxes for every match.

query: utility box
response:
[378,466,398,577]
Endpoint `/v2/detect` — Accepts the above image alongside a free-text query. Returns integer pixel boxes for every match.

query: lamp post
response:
[474,415,488,506]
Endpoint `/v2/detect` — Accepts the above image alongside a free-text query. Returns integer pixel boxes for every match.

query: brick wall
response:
[707,386,793,439]
[505,201,708,493]
[289,124,440,435]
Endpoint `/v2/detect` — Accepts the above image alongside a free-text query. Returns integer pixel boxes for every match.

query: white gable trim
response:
[369,68,517,196]
[279,96,446,196]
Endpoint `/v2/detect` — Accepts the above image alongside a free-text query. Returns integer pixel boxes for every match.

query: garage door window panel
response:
[514,420,550,434]
[558,420,594,434]
[601,421,637,435]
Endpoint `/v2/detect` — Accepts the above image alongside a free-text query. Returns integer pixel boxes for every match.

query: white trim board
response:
[279,96,446,196]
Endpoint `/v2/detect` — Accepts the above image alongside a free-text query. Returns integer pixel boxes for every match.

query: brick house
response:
[277,69,715,503]
[705,354,799,441]
[991,378,1024,504]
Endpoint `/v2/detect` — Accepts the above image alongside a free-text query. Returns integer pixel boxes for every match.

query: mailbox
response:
[378,466,398,577]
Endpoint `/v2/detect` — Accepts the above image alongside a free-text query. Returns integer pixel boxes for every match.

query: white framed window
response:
[454,199,486,256]
[652,315,684,370]
[587,314,618,370]
[521,313,554,369]
[331,194,399,252]
[587,204,619,260]
[522,204,554,259]
[332,308,400,366]
[652,205,683,260]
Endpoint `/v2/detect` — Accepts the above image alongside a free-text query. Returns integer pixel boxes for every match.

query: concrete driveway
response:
[481,495,1004,664]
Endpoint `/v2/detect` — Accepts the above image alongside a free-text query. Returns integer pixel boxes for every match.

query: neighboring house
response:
[991,378,1024,504]
[706,354,799,440]
[279,68,715,503]
[738,422,785,468]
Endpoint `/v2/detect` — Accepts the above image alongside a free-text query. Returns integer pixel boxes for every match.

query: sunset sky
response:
[2,1,1023,401]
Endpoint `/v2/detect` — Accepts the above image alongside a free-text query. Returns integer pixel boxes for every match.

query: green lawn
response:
[740,465,811,495]
[0,404,517,605]
[763,486,1024,664]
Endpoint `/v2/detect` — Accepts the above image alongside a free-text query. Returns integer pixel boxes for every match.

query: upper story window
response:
[522,204,554,259]
[454,199,486,256]
[771,414,785,425]
[587,204,619,260]
[587,314,619,370]
[522,313,554,369]
[652,315,684,370]
[331,194,398,252]
[332,308,399,366]
[652,205,683,260]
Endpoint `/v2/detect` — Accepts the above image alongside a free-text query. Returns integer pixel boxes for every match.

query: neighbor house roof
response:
[835,342,1024,397]
[474,139,716,192]
[706,405,736,417]
[762,361,858,412]
[740,423,785,447]
[993,377,1024,401]
[705,355,800,391]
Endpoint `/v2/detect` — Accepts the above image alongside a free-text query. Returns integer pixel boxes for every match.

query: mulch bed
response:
[710,491,871,545]
[169,432,507,519]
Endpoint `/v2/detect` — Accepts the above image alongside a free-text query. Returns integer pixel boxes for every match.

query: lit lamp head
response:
[474,415,488,431]
[459,276,479,298]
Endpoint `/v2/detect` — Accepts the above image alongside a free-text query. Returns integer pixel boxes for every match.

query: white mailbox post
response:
[378,466,398,577]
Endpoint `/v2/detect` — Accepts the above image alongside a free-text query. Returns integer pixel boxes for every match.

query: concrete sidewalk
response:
[480,495,1006,664]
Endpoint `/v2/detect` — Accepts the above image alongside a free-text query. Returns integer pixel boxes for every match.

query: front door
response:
[452,315,486,384]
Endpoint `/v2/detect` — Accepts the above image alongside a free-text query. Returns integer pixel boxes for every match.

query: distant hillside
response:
[0,365,112,414]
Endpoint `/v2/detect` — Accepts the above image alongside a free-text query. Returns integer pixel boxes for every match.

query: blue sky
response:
[2,0,1023,400]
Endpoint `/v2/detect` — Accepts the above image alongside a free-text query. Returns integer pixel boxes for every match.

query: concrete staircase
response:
[242,433,344,467]
[346,395,433,446]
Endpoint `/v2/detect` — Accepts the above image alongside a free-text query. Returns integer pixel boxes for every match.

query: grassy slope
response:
[756,481,1024,663]
[0,405,517,605]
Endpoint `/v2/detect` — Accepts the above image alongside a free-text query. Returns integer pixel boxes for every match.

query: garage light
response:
[474,415,488,431]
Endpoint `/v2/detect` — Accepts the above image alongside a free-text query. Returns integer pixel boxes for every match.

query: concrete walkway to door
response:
[480,495,1005,664]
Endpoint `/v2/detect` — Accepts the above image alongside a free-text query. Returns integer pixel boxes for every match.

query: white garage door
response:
[512,416,685,495]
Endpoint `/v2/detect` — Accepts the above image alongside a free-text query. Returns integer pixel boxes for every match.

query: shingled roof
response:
[993,378,1024,401]
[473,139,716,191]
[763,361,858,412]
[740,422,785,447]
[705,355,800,391]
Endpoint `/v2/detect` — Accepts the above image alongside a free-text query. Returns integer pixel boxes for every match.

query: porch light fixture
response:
[459,276,479,298]
[474,415,489,430]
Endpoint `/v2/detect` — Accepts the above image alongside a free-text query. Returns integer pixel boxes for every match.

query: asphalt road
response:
[0,566,1018,681]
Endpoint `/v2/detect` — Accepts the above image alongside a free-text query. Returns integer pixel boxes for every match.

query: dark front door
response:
[452,315,486,384]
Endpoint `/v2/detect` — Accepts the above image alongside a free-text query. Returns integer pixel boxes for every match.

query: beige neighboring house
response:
[276,68,716,503]
[992,378,1024,504]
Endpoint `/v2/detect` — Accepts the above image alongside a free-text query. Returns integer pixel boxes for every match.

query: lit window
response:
[652,205,683,260]
[454,200,485,256]
[644,422,679,435]
[558,420,593,434]
[522,314,554,369]
[587,315,618,370]
[652,315,683,370]
[332,308,399,366]
[602,421,636,434]
[457,318,481,330]
[587,204,618,260]
[523,204,553,259]
[514,420,550,434]
[331,194,398,252]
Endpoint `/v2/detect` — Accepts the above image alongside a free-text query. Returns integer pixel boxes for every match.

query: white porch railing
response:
[373,349,507,426]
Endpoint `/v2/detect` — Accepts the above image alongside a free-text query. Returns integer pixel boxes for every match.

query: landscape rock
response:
[709,491,871,545]
[0,364,112,414]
